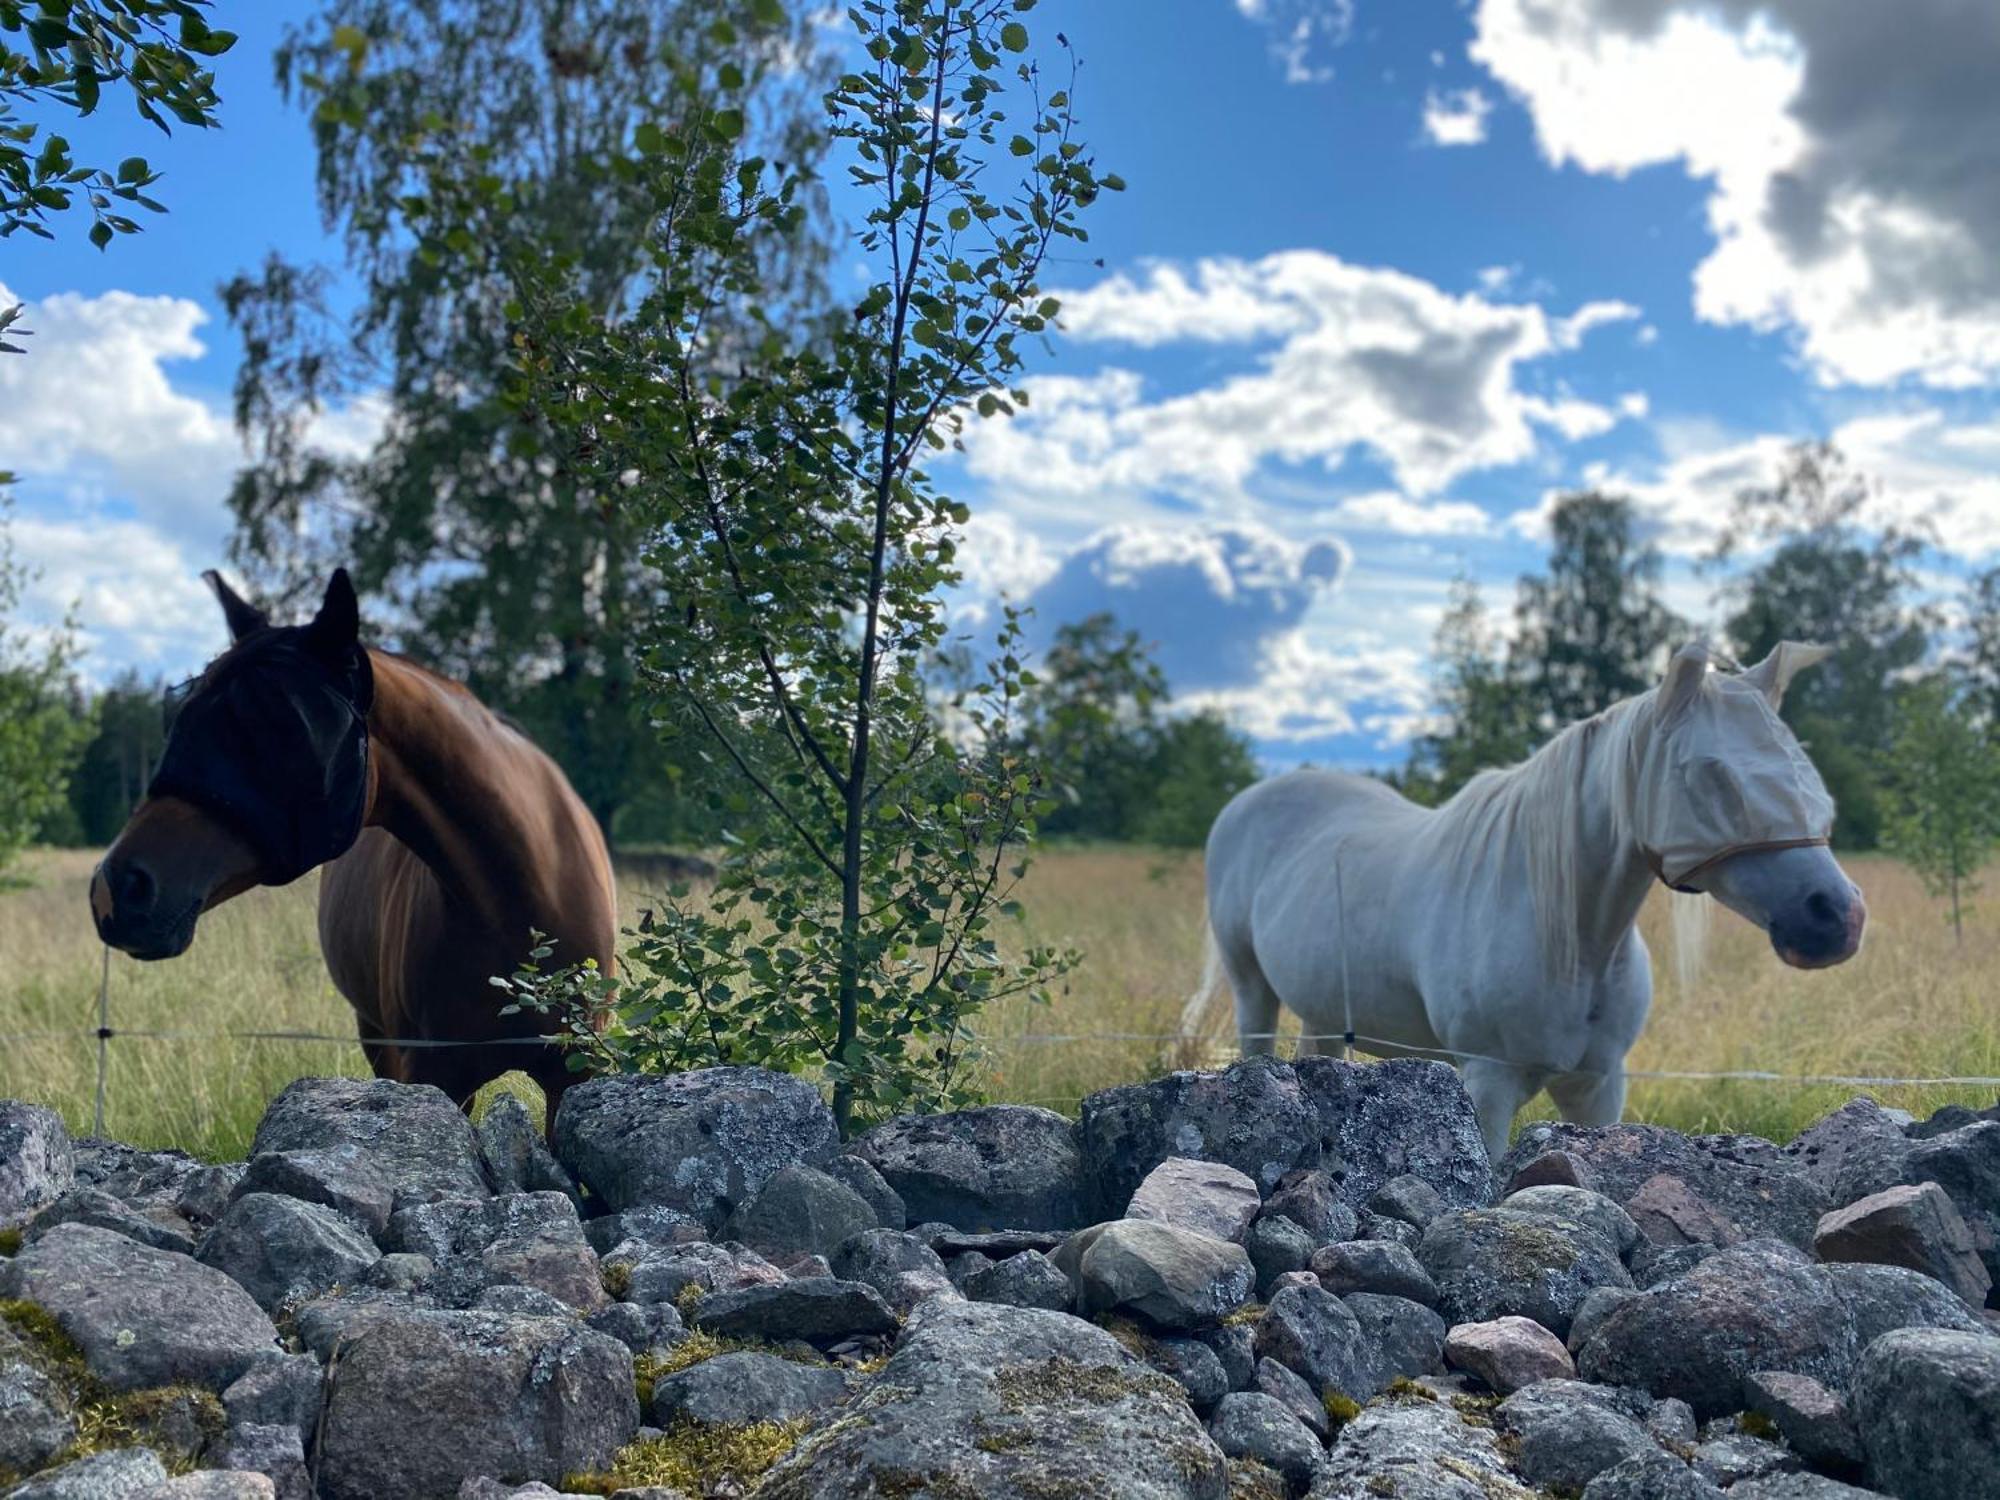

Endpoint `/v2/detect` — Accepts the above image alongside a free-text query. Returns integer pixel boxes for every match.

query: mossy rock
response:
[564,1417,807,1496]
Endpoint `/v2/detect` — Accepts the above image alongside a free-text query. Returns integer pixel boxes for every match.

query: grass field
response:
[1,844,1995,1160]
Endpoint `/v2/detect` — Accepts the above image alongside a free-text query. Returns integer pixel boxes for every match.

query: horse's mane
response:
[1431,691,1653,982]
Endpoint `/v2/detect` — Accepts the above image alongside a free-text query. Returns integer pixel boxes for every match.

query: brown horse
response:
[90,569,616,1123]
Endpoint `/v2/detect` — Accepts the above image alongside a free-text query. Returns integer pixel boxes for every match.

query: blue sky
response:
[6,1,2000,768]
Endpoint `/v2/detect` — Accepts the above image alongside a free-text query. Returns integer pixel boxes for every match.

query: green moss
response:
[563,1417,806,1495]
[1228,1458,1289,1500]
[1386,1375,1437,1403]
[0,1227,22,1257]
[1218,1301,1266,1328]
[1323,1390,1362,1433]
[1739,1410,1780,1441]
[674,1282,706,1324]
[600,1261,631,1301]
[0,1299,86,1381]
[994,1357,1180,1415]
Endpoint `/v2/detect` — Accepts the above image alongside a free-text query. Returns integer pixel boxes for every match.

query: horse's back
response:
[1207,770,1425,925]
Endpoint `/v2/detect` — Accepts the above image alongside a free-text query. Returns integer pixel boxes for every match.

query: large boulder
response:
[848,1106,1084,1232]
[1126,1158,1262,1244]
[648,1349,851,1428]
[1078,1057,1328,1220]
[961,1249,1073,1312]
[690,1277,899,1346]
[1814,1182,1991,1308]
[1495,1380,1662,1493]
[751,1298,1228,1499]
[0,1342,75,1475]
[1208,1391,1324,1495]
[387,1192,603,1311]
[1345,1292,1447,1393]
[314,1308,637,1500]
[1310,1396,1519,1499]
[0,1223,280,1391]
[1785,1099,1914,1207]
[1824,1260,1987,1349]
[474,1095,579,1203]
[1499,1123,1827,1249]
[722,1165,879,1261]
[1849,1328,2000,1500]
[1293,1057,1493,1211]
[1443,1315,1575,1394]
[4,1447,169,1499]
[1254,1284,1374,1402]
[1053,1220,1254,1331]
[21,1186,196,1256]
[1308,1241,1439,1306]
[250,1077,490,1205]
[1417,1207,1631,1339]
[0,1101,72,1230]
[552,1068,836,1232]
[232,1147,397,1244]
[1902,1120,2000,1286]
[195,1193,382,1314]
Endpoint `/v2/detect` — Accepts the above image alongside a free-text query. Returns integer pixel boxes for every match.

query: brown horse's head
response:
[91,570,375,960]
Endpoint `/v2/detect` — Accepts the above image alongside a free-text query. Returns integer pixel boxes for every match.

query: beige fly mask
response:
[1630,641,1837,893]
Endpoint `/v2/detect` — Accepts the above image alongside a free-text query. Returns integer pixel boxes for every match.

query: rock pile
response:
[0,1057,1994,1499]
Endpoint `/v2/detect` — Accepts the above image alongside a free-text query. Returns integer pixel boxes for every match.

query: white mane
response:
[1430,693,1652,983]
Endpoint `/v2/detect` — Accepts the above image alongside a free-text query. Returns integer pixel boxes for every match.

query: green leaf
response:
[115,157,147,184]
[1000,22,1030,52]
[88,219,112,251]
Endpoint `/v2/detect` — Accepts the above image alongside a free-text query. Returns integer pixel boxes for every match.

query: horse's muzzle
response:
[1770,882,1866,969]
[91,855,199,961]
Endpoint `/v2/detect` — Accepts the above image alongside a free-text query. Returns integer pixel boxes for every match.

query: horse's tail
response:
[1170,912,1235,1069]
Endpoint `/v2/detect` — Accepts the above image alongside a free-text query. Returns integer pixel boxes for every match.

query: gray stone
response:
[750,1298,1227,1499]
[195,1193,380,1314]
[214,1420,312,1500]
[1850,1328,2000,1500]
[581,1206,702,1257]
[1258,1171,1358,1248]
[960,1249,1072,1311]
[1193,1320,1259,1393]
[474,1285,571,1317]
[1353,1212,1420,1250]
[219,1353,323,1439]
[0,1347,75,1474]
[1786,1099,1914,1208]
[1908,1101,2000,1140]
[1310,1397,1518,1499]
[552,1068,836,1233]
[0,1223,279,1391]
[1499,1122,1827,1249]
[1126,1157,1262,1244]
[4,1447,166,1499]
[1417,1207,1632,1338]
[1574,1245,1858,1419]
[144,1473,280,1499]
[722,1165,877,1262]
[1366,1175,1445,1230]
[585,1301,685,1356]
[828,1229,955,1314]
[1692,1429,1799,1487]
[1630,1240,1722,1287]
[848,1106,1084,1232]
[1147,1335,1231,1410]
[1308,1241,1438,1306]
[614,1240,786,1306]
[1253,1357,1328,1438]
[1506,1149,1596,1194]
[1729,1477,1892,1500]
[1648,1397,1698,1447]
[389,1192,603,1311]
[1566,1285,1637,1355]
[1209,1392,1323,1495]
[1503,1184,1641,1257]
[1825,1260,1987,1348]
[475,1094,579,1203]
[1294,1059,1493,1212]
[365,1252,433,1292]
[1443,1315,1575,1393]
[691,1277,899,1345]
[287,1288,428,1363]
[1746,1369,1864,1471]
[918,1227,1068,1259]
[821,1156,903,1232]
[1254,1283,1373,1402]
[231,1148,396,1244]
[172,1165,244,1231]
[1078,1058,1327,1220]
[315,1308,637,1500]
[1497,1379,1662,1492]
[1244,1215,1315,1298]
[1345,1292,1446,1392]
[251,1077,490,1206]
[1053,1220,1254,1330]
[0,1102,72,1231]
[1581,1451,1725,1500]
[648,1349,849,1427]
[24,1187,196,1256]
[1815,1181,1991,1308]
[1623,1173,1746,1249]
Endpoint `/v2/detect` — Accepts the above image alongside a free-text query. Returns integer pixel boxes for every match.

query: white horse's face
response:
[1637,640,1865,970]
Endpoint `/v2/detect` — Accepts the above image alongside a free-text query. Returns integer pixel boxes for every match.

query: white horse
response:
[1182,641,1868,1158]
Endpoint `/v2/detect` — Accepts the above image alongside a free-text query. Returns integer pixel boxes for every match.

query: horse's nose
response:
[1772,882,1864,968]
[94,855,157,929]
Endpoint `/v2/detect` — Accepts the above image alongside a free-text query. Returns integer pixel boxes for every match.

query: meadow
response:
[0,845,1994,1161]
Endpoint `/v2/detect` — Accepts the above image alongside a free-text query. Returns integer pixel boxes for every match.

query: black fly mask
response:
[148,636,374,886]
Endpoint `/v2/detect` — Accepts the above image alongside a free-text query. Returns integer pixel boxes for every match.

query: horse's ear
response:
[203,569,268,642]
[1742,641,1832,709]
[1657,640,1712,722]
[306,568,362,660]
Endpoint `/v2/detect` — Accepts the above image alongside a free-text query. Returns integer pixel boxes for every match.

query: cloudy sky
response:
[6,0,2000,767]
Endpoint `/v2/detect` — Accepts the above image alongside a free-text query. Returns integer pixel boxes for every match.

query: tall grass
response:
[0,845,1993,1160]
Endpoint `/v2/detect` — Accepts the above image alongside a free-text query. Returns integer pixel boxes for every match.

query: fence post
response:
[94,945,110,1136]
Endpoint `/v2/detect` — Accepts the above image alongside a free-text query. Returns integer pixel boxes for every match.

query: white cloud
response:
[970,251,1642,511]
[1421,87,1494,146]
[1507,408,2000,559]
[1470,0,2000,388]
[1553,299,1643,349]
[1234,0,1355,85]
[1325,492,1491,536]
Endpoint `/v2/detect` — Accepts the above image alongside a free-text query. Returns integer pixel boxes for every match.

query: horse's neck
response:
[1559,707,1659,969]
[360,651,551,934]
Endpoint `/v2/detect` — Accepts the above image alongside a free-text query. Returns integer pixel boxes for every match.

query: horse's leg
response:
[1460,1057,1539,1160]
[355,1015,408,1084]
[1548,1066,1627,1130]
[1223,944,1283,1058]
